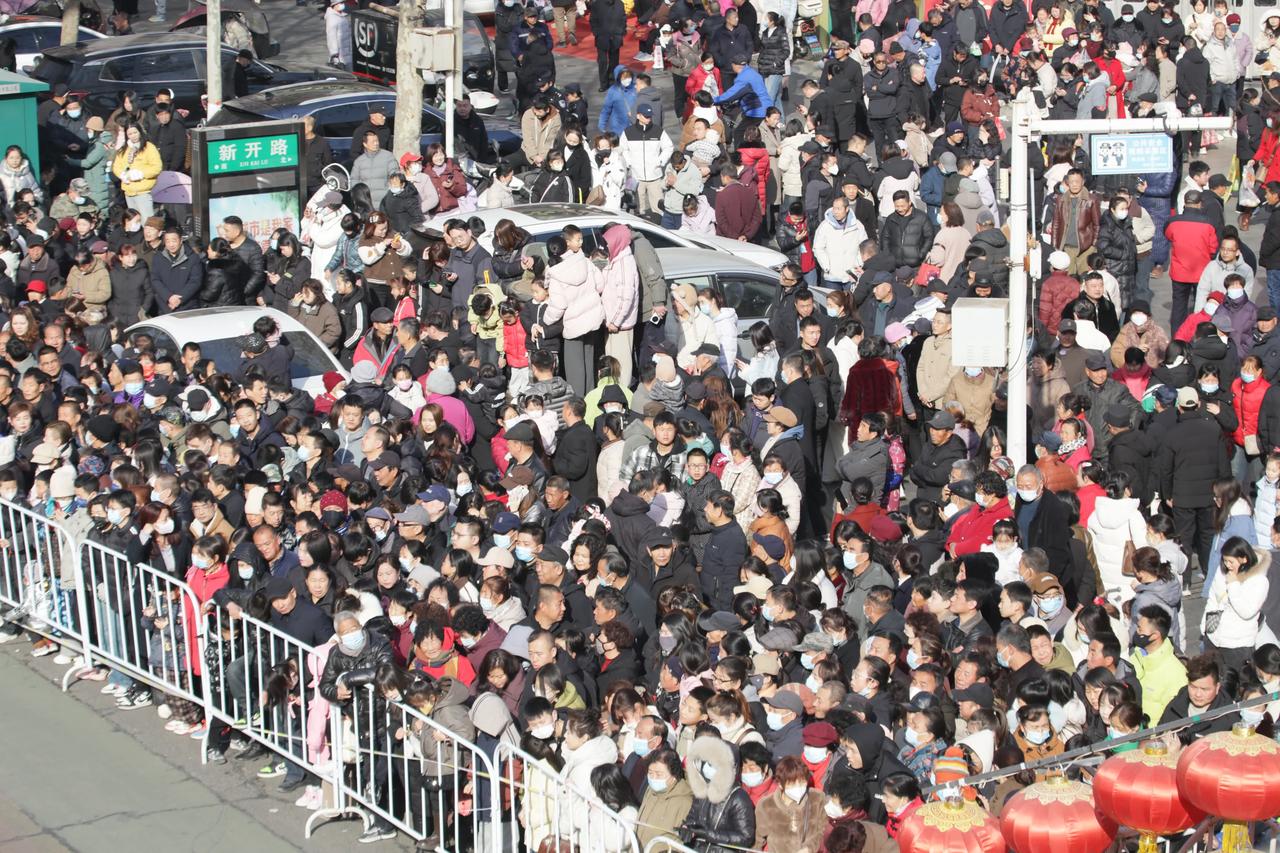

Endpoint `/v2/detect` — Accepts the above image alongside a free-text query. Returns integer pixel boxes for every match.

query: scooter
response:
[793,14,820,59]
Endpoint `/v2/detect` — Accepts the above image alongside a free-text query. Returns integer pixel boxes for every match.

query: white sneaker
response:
[157,703,172,719]
[100,683,126,696]
[165,719,185,732]
[295,785,323,809]
[633,51,653,61]
[147,13,165,21]
[53,652,74,665]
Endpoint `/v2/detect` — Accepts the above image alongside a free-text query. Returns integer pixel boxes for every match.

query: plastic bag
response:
[1240,163,1261,209]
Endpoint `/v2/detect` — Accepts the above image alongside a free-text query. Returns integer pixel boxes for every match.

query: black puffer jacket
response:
[318,628,396,706]
[879,208,938,267]
[1094,210,1137,288]
[379,183,425,234]
[757,24,789,76]
[680,737,756,853]
[108,260,154,322]
[1156,408,1232,508]
[200,254,250,307]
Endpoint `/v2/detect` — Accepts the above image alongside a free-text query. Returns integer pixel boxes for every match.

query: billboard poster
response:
[208,190,300,252]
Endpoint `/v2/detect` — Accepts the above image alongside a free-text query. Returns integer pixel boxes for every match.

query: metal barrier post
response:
[0,499,92,682]
[306,707,371,838]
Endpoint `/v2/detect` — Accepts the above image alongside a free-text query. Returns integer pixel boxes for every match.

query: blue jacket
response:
[1203,509,1257,597]
[714,65,773,119]
[598,65,636,135]
[920,165,945,218]
[921,39,943,89]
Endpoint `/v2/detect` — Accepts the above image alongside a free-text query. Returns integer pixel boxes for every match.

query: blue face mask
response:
[631,736,652,757]
[515,545,535,562]
[647,776,669,792]
[766,712,785,730]
[762,605,776,622]
[1024,728,1051,744]
[494,533,512,549]
[906,649,921,670]
[124,381,144,395]
[903,727,921,747]
[843,551,860,570]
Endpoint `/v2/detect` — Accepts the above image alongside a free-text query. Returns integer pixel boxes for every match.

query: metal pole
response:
[1006,89,1033,469]
[206,0,222,118]
[1002,103,1234,468]
[443,0,461,159]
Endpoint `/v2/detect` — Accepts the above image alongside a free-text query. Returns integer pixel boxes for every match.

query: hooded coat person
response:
[680,736,756,853]
[829,723,910,823]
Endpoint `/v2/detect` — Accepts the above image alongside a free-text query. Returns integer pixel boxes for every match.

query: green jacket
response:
[65,137,112,209]
[1132,638,1188,725]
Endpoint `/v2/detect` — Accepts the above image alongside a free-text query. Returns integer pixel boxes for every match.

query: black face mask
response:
[1133,632,1154,648]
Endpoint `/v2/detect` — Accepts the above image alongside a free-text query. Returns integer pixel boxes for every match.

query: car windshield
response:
[197,333,335,383]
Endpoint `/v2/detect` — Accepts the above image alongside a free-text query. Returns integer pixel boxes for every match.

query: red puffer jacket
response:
[738,144,771,213]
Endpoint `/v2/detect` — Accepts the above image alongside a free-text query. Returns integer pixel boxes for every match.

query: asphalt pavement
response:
[0,642,380,852]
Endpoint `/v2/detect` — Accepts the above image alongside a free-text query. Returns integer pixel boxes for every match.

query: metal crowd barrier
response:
[205,604,335,779]
[78,538,210,708]
[316,684,505,851]
[495,740,641,853]
[644,837,701,853]
[0,501,92,686]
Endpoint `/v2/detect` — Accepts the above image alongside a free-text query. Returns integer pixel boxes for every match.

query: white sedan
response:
[425,203,789,270]
[125,307,346,396]
[0,16,103,72]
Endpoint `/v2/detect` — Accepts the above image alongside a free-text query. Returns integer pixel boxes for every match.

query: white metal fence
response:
[495,740,642,853]
[0,500,645,849]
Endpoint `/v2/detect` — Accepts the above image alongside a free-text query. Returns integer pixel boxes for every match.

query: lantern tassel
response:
[1222,820,1251,853]
[1136,831,1158,853]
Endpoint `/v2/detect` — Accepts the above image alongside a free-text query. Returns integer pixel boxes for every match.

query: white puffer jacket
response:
[1086,495,1147,600]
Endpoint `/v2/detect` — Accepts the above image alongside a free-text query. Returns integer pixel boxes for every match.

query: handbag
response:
[1204,610,1223,635]
[1246,434,1262,455]
[1120,540,1136,576]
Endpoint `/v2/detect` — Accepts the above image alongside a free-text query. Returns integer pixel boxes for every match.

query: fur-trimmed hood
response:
[1240,547,1272,583]
[686,735,736,803]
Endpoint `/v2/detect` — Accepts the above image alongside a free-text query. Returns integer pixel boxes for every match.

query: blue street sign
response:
[1089,133,1175,175]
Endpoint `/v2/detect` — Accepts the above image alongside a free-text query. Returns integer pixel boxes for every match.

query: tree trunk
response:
[392,0,423,163]
[60,0,81,45]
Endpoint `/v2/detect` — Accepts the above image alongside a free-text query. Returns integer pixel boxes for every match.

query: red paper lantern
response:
[898,797,1007,853]
[1176,723,1280,853]
[1093,741,1204,853]
[1000,775,1116,853]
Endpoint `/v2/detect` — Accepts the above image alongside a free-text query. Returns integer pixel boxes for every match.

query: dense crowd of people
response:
[11,0,1280,851]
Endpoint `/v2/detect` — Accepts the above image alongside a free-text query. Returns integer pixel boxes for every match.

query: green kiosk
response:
[0,71,48,174]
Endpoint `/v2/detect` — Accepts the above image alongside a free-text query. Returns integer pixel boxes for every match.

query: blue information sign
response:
[1089,133,1174,175]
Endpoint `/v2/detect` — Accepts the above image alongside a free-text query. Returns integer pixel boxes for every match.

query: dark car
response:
[31,33,353,120]
[208,79,520,163]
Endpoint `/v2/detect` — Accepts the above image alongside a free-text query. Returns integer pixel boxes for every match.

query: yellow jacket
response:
[467,279,506,349]
[112,143,163,197]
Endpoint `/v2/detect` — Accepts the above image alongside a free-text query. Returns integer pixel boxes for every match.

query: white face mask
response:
[1131,312,1148,327]
[784,785,807,802]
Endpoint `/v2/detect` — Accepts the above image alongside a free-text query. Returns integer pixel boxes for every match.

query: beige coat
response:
[68,258,111,311]
[944,369,998,434]
[927,225,972,282]
[916,331,959,409]
[1030,362,1071,432]
[637,778,694,850]
[755,788,827,853]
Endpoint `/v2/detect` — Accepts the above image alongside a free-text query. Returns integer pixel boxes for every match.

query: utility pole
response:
[442,0,460,159]
[392,0,424,162]
[1002,89,1233,468]
[206,0,223,118]
[59,0,79,45]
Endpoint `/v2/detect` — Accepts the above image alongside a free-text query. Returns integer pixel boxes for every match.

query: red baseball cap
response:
[26,279,46,294]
